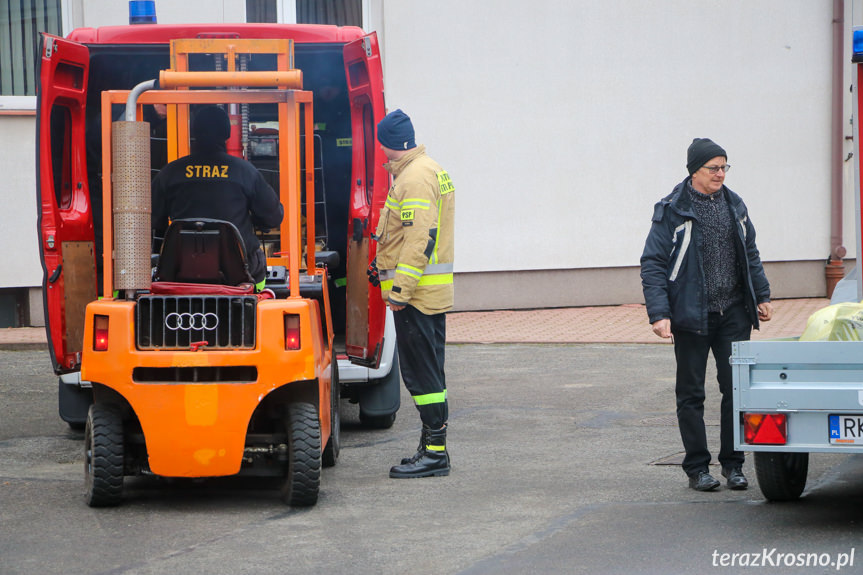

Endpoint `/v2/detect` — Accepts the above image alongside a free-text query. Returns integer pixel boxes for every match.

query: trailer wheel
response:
[84,404,124,507]
[323,361,341,468]
[281,402,321,507]
[754,451,809,501]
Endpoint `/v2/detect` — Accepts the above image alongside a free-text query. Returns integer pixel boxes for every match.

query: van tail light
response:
[94,315,109,352]
[284,314,301,350]
[743,413,788,445]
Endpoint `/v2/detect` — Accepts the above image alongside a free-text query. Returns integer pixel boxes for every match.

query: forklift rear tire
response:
[322,361,341,468]
[281,402,322,507]
[753,451,809,502]
[84,404,124,507]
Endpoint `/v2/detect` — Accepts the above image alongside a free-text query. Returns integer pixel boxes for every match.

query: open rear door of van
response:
[36,34,96,374]
[343,32,389,368]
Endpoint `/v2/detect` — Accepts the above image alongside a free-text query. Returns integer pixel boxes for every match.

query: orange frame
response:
[165,39,294,169]
[99,87,316,299]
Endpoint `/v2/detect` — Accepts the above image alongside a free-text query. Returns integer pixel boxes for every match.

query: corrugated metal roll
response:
[112,121,152,291]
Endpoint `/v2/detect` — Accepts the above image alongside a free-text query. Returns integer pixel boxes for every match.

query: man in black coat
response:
[640,138,773,492]
[152,106,283,288]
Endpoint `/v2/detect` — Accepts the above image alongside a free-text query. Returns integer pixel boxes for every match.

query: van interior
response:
[77,43,354,335]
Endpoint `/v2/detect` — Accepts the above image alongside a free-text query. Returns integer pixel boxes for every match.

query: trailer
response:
[732,340,863,500]
[731,26,863,502]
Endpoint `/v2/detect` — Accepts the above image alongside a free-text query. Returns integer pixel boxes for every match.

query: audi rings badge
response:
[165,312,220,331]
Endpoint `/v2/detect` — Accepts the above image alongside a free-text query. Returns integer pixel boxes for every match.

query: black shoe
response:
[688,471,720,491]
[389,451,450,478]
[722,467,749,490]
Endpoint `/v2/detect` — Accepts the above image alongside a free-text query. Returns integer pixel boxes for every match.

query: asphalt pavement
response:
[2,333,862,574]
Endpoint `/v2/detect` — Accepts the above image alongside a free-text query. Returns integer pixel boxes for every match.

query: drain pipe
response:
[827,0,847,299]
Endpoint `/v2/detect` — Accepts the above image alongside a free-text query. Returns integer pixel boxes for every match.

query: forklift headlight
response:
[284,314,301,350]
[94,315,109,352]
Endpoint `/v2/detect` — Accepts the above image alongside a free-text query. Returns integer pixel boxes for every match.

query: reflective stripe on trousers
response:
[392,305,448,430]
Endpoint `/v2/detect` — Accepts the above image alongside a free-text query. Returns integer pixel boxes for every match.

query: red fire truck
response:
[37,24,399,439]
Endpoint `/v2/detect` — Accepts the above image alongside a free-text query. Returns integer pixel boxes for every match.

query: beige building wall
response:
[4,0,863,325]
[370,0,861,309]
[0,116,41,287]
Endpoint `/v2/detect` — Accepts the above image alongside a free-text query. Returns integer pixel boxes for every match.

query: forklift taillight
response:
[94,315,109,352]
[284,314,301,350]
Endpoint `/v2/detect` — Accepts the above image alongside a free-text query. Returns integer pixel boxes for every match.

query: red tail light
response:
[94,315,109,352]
[284,314,301,350]
[743,413,788,445]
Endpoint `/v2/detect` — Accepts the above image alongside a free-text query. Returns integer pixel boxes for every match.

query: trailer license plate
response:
[829,415,863,444]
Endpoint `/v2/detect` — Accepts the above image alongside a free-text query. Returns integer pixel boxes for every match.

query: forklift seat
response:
[153,218,255,287]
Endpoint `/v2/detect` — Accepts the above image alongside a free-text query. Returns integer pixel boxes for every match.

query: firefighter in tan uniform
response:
[369,109,455,478]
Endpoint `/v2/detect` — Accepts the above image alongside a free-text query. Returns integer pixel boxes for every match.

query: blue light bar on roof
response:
[129,1,157,25]
[854,28,863,61]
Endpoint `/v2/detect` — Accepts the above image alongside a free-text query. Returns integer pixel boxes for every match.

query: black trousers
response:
[393,305,448,430]
[672,302,752,477]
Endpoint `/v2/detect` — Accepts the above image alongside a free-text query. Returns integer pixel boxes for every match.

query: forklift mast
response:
[100,38,321,302]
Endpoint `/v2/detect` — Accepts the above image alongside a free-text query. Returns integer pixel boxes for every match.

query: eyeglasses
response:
[703,164,731,175]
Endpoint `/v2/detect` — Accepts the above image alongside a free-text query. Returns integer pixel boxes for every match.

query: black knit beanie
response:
[192,106,231,144]
[687,138,727,175]
[376,109,416,150]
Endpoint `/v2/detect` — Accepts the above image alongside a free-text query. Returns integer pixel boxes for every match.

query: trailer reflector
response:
[743,413,787,445]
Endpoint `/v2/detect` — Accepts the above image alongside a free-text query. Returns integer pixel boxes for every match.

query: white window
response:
[246,0,363,28]
[0,0,63,97]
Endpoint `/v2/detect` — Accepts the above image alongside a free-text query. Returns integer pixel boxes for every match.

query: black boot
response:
[400,427,430,465]
[390,426,450,478]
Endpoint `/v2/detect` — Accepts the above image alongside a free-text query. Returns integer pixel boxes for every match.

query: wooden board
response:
[62,241,97,355]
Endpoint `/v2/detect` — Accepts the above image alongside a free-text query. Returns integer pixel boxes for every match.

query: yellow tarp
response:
[799,301,863,341]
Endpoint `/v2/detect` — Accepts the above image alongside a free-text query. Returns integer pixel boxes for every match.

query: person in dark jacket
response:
[640,138,774,492]
[151,106,283,288]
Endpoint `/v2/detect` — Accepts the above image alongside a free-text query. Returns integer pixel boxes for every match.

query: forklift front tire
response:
[84,404,124,507]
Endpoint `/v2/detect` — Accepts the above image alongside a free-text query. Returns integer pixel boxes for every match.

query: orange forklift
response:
[76,38,337,507]
[39,23,400,451]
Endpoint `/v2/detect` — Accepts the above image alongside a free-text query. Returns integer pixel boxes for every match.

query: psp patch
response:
[401,209,414,226]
